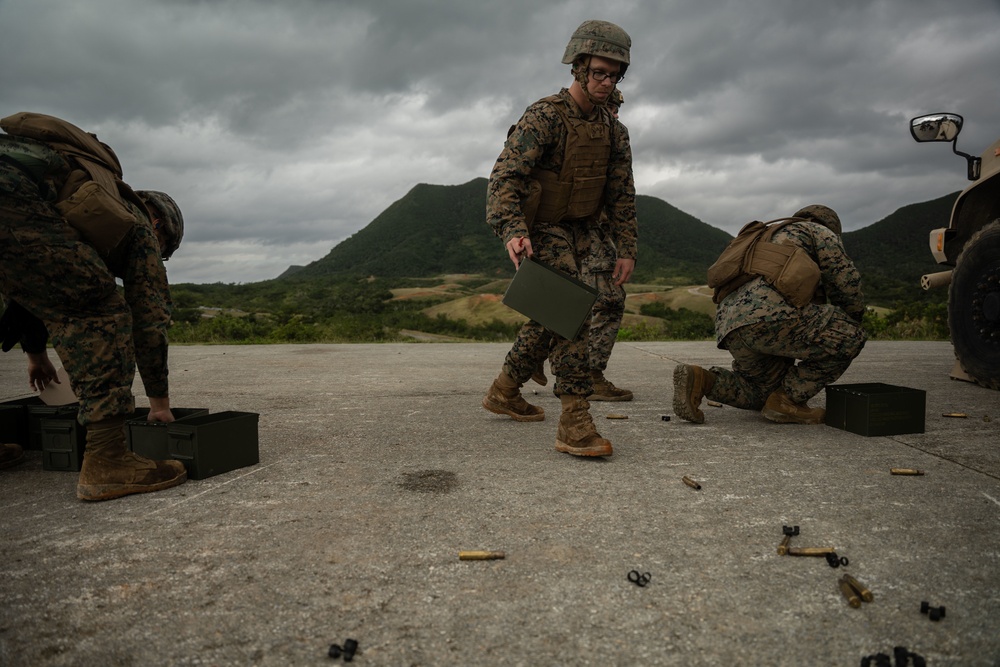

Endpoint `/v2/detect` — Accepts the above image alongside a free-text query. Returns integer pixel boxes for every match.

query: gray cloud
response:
[2,0,998,283]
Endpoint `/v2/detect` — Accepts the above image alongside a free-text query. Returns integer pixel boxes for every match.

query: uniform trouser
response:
[0,163,136,426]
[501,219,599,397]
[707,308,866,410]
[586,271,626,373]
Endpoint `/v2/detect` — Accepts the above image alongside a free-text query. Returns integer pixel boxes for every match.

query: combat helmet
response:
[793,204,841,236]
[562,20,631,66]
[137,190,184,260]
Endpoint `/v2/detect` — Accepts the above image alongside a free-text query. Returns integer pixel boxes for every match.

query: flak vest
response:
[523,95,613,228]
[0,111,148,263]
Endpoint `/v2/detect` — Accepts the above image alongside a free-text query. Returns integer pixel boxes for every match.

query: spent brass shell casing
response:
[840,573,874,603]
[942,412,968,418]
[777,534,792,556]
[458,550,505,560]
[890,468,925,476]
[839,578,862,608]
[787,547,836,556]
[606,414,629,420]
[682,476,702,490]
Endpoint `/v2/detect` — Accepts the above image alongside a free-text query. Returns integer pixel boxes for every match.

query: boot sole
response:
[672,365,705,423]
[555,440,613,457]
[77,469,188,502]
[761,407,825,425]
[482,398,545,422]
[589,393,633,402]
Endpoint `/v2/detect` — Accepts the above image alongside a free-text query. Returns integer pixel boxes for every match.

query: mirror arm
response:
[951,141,982,181]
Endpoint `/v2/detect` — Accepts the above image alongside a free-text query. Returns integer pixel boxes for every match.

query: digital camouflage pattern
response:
[0,155,171,426]
[490,87,637,397]
[709,220,866,406]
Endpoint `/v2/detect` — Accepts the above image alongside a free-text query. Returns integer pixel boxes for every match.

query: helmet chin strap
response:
[573,56,610,108]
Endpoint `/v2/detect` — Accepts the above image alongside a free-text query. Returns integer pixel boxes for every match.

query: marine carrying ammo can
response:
[127,407,210,459]
[166,411,260,480]
[824,383,926,436]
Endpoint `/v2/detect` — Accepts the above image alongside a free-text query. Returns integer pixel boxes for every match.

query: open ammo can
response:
[825,382,926,436]
[166,411,260,479]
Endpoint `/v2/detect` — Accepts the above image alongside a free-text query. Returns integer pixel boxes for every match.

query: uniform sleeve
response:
[605,119,637,260]
[812,226,865,322]
[486,102,562,245]
[122,221,172,398]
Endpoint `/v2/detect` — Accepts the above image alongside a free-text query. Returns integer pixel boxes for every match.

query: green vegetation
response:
[165,181,958,344]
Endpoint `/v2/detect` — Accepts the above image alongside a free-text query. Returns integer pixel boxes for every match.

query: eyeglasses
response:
[588,68,624,83]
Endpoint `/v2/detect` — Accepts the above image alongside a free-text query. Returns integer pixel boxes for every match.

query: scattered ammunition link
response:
[328,644,342,659]
[777,525,799,555]
[459,550,505,560]
[343,638,359,662]
[682,476,701,490]
[627,570,651,587]
[839,578,861,608]
[890,468,925,476]
[787,547,836,556]
[840,573,873,602]
[661,415,671,421]
[942,412,967,418]
[826,552,841,568]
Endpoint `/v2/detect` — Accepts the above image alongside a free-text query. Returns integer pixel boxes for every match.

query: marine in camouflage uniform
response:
[482,20,637,457]
[532,89,632,401]
[0,112,188,499]
[673,205,866,425]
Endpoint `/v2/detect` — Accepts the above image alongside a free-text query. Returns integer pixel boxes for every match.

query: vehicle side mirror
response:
[910,112,981,181]
[910,113,963,142]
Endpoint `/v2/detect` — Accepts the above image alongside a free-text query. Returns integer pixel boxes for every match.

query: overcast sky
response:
[3,0,999,284]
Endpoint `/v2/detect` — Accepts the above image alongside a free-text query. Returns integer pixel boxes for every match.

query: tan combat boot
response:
[673,364,715,423]
[555,396,613,457]
[77,418,188,501]
[1,442,25,470]
[761,390,825,425]
[589,371,633,402]
[482,371,545,422]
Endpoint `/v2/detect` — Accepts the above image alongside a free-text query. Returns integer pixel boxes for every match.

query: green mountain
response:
[273,178,957,306]
[285,178,732,283]
[843,191,958,303]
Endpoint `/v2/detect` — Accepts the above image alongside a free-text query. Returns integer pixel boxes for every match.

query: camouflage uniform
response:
[707,221,866,408]
[0,145,171,426]
[489,88,637,396]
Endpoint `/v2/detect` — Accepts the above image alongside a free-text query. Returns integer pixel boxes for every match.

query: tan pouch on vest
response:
[56,180,136,256]
[750,241,821,308]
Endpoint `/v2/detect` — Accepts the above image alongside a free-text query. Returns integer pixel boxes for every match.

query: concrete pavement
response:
[1,341,998,666]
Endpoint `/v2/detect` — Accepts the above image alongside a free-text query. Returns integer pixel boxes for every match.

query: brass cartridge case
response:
[787,547,836,556]
[839,578,861,608]
[458,550,505,560]
[840,573,874,602]
[682,476,701,490]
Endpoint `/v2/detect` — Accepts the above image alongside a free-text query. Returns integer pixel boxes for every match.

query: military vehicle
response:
[911,113,1000,389]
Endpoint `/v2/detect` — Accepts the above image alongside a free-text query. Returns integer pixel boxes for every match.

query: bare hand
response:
[26,353,59,392]
[146,396,175,423]
[505,236,533,269]
[613,258,636,286]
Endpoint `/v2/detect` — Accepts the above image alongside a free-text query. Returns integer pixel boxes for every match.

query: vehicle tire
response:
[949,218,1000,390]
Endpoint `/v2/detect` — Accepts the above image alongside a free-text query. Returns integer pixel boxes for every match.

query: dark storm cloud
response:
[2,0,999,283]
